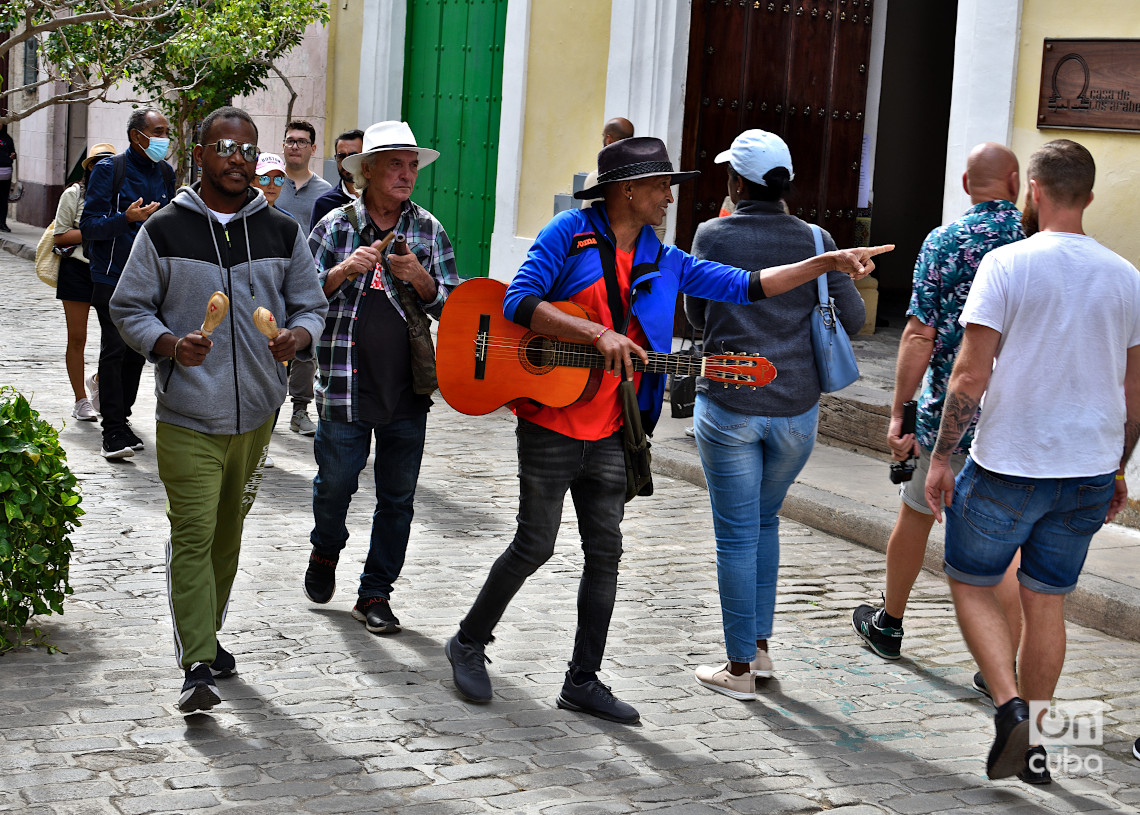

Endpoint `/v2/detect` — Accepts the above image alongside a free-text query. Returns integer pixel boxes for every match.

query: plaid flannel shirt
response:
[309,196,459,422]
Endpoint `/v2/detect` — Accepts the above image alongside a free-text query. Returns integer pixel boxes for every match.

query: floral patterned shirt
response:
[908,199,1024,453]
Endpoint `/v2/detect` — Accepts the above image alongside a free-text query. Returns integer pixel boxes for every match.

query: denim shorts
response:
[943,457,1115,594]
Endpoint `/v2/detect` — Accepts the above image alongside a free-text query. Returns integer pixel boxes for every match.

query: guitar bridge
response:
[475,314,490,380]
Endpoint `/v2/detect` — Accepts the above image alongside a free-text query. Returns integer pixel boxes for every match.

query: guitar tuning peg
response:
[734,384,740,390]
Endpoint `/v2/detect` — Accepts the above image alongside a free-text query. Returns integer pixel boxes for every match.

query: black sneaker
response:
[987,697,1031,780]
[1018,745,1052,785]
[1133,737,1140,761]
[303,549,338,604]
[212,642,237,679]
[852,604,902,660]
[445,632,493,703]
[178,663,221,713]
[556,672,639,724]
[352,596,400,634]
[125,425,145,451]
[100,431,135,460]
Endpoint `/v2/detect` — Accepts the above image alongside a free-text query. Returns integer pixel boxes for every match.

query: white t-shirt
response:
[962,231,1140,477]
[208,208,238,226]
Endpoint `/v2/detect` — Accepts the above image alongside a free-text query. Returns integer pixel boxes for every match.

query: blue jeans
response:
[694,394,818,663]
[310,413,427,600]
[944,457,1114,594]
[460,419,626,677]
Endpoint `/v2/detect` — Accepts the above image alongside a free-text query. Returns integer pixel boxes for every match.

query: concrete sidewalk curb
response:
[652,441,1140,643]
[0,233,35,261]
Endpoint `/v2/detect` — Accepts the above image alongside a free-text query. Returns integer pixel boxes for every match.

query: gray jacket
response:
[685,200,865,417]
[111,185,328,435]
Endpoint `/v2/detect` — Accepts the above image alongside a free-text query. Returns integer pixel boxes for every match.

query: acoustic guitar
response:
[436,278,777,416]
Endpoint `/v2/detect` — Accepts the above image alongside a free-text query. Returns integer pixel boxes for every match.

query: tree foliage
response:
[0,0,329,168]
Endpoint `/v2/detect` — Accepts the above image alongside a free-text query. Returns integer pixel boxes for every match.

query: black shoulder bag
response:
[595,232,653,502]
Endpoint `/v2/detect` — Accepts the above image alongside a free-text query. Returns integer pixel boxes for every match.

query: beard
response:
[1021,198,1039,237]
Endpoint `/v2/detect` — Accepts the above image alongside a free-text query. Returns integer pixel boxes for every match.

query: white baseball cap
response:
[255,153,287,176]
[713,129,794,186]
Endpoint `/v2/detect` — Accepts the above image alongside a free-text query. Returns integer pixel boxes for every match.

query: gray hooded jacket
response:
[111,184,328,435]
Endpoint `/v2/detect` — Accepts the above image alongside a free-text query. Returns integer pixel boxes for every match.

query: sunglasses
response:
[335,151,360,162]
[257,175,286,187]
[204,139,261,163]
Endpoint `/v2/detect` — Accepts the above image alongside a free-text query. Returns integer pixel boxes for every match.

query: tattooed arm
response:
[1108,345,1140,521]
[925,324,1002,520]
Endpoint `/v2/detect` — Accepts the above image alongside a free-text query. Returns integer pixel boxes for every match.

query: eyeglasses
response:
[284,138,312,148]
[257,175,286,187]
[204,139,260,163]
[335,151,359,162]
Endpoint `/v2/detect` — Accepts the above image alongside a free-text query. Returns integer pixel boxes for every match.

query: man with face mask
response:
[81,107,178,460]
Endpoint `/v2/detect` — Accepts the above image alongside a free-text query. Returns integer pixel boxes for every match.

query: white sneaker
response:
[85,372,100,413]
[695,663,756,700]
[262,455,275,469]
[750,650,774,678]
[72,398,98,421]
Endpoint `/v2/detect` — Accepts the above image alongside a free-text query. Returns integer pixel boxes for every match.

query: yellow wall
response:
[1013,1,1140,264]
[517,0,611,239]
[325,0,364,154]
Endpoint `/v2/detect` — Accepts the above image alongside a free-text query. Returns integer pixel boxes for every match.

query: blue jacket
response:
[80,149,175,286]
[505,204,754,429]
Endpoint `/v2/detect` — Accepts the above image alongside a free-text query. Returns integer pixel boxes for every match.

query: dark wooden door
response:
[677,0,875,251]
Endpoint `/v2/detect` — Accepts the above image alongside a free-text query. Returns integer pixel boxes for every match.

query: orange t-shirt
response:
[514,247,645,440]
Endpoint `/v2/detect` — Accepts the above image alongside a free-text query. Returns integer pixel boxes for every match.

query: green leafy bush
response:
[0,387,82,653]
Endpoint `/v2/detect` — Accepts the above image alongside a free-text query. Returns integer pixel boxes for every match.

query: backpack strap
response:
[110,153,177,208]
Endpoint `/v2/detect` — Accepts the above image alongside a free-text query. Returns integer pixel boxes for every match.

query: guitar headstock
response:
[703,353,777,389]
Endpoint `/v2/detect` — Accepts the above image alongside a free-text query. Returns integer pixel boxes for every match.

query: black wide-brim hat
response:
[573,136,700,200]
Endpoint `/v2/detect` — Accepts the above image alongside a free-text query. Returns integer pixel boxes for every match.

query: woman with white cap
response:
[687,130,866,701]
[54,142,117,420]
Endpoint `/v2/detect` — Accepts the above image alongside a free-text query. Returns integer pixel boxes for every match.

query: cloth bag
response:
[343,203,437,395]
[34,220,59,288]
[808,224,859,392]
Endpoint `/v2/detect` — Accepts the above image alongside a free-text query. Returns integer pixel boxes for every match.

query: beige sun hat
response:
[340,121,440,176]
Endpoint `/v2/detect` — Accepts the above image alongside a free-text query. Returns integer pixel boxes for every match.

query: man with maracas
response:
[110,106,327,714]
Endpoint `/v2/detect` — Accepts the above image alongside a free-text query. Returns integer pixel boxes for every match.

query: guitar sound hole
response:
[520,335,556,375]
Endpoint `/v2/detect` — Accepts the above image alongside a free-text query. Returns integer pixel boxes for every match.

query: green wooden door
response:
[403,0,506,279]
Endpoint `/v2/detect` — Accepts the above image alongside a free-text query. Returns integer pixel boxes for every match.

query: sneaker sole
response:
[291,424,316,436]
[555,692,640,724]
[851,617,901,660]
[695,677,756,701]
[1132,739,1140,761]
[72,412,98,421]
[101,447,135,460]
[987,718,1031,780]
[351,606,401,634]
[444,638,493,703]
[177,682,221,713]
[210,664,236,679]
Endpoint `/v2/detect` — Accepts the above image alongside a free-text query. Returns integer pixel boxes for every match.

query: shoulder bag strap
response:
[810,224,829,306]
[595,229,630,336]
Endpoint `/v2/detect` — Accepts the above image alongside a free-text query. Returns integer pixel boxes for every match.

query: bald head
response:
[603,117,635,146]
[963,142,1020,205]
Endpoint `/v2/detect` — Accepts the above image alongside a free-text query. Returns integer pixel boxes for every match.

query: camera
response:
[888,400,918,484]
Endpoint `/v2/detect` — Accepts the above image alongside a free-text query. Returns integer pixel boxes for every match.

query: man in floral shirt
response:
[302,121,458,635]
[854,143,1024,661]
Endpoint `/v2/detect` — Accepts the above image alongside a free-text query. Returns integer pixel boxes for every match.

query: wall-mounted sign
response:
[1038,39,1140,133]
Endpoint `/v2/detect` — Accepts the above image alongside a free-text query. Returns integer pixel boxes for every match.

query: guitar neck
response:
[554,340,703,376]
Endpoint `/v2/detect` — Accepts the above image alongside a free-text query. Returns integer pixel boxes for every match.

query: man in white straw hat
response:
[303,121,459,637]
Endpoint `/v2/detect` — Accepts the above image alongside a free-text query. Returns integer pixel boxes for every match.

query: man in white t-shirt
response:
[925,139,1140,784]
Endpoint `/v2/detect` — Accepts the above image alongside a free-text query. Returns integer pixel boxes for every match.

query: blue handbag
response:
[808,224,860,392]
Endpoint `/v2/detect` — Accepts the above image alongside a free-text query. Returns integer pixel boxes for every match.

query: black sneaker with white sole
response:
[212,642,237,678]
[303,549,337,604]
[1133,737,1139,761]
[124,426,145,451]
[556,672,639,724]
[973,671,992,701]
[852,604,903,660]
[352,597,400,634]
[178,663,221,713]
[101,431,136,460]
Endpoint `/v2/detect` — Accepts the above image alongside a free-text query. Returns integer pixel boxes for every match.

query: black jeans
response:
[91,282,145,439]
[460,419,626,676]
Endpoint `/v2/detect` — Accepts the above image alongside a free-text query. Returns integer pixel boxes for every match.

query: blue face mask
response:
[141,135,170,163]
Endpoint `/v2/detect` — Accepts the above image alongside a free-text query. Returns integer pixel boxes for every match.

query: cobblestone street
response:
[1,250,1139,814]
